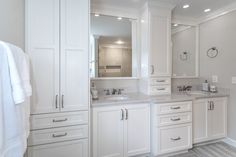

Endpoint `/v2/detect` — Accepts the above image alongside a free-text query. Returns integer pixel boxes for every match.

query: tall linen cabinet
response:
[25,0,89,156]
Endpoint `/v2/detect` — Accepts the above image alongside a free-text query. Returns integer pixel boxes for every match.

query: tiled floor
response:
[170,142,236,157]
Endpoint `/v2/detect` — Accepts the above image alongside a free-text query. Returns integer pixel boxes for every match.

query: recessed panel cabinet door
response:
[193,100,208,143]
[92,106,124,157]
[28,139,88,157]
[125,104,150,157]
[60,0,89,111]
[208,98,227,139]
[27,0,60,114]
[149,14,171,77]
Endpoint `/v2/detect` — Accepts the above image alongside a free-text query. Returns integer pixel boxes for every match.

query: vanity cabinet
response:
[26,0,89,156]
[151,101,193,156]
[26,0,89,114]
[140,2,174,95]
[193,97,227,144]
[92,104,150,157]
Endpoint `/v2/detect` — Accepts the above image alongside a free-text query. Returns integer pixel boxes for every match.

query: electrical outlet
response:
[212,75,218,83]
[232,77,236,84]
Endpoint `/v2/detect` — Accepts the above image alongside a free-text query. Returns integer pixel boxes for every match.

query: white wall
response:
[199,10,236,140]
[0,0,25,49]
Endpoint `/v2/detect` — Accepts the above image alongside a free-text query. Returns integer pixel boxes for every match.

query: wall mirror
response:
[172,23,199,78]
[90,14,138,79]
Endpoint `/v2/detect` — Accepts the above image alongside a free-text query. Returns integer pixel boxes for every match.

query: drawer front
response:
[150,77,171,85]
[157,112,192,127]
[156,101,192,115]
[158,124,192,154]
[28,125,88,146]
[31,111,88,130]
[150,85,171,95]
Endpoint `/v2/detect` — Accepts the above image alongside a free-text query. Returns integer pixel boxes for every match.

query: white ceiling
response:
[91,0,236,19]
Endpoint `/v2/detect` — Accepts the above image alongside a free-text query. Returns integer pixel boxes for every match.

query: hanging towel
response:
[0,41,32,157]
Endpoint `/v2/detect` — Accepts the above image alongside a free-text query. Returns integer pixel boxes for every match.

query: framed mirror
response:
[90,14,138,79]
[172,23,199,78]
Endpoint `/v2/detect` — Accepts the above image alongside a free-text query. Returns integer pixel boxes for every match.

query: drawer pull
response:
[171,106,181,110]
[171,137,181,141]
[171,118,181,121]
[157,88,165,91]
[52,118,68,123]
[52,132,67,138]
[156,80,165,82]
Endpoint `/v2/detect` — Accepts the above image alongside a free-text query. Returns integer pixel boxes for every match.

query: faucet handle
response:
[104,89,110,95]
[117,89,124,95]
[177,86,183,92]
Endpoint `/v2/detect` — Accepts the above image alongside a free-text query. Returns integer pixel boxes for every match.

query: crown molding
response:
[198,1,236,24]
[91,3,139,19]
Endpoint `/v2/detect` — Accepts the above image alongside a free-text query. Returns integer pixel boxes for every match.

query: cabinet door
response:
[26,0,60,114]
[125,104,150,157]
[193,99,208,143]
[27,139,88,157]
[149,14,171,77]
[60,0,89,111]
[92,106,124,157]
[208,98,227,140]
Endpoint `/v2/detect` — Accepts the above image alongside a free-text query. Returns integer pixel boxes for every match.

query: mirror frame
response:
[171,20,200,79]
[89,12,140,80]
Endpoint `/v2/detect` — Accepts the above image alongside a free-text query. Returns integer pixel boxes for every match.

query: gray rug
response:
[170,142,236,157]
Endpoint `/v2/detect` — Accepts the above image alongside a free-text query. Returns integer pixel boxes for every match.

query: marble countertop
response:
[91,91,229,107]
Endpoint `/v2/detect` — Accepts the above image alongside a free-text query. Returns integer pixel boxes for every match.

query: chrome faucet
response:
[177,86,192,92]
[104,89,110,95]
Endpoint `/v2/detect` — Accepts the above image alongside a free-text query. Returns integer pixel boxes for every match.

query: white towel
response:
[0,41,32,157]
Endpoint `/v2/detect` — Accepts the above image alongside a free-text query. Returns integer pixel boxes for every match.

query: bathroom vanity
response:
[91,92,228,157]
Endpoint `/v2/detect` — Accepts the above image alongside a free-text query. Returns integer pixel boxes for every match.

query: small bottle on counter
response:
[202,80,209,92]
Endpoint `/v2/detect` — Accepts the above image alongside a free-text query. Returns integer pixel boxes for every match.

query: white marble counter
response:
[91,91,229,107]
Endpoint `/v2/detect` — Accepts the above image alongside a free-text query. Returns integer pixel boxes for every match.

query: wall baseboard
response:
[223,138,236,148]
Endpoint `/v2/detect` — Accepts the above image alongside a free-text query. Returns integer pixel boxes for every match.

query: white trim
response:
[90,77,139,80]
[173,1,236,25]
[223,138,236,148]
[198,1,236,24]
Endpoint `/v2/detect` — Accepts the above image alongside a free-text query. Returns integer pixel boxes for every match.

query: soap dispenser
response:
[91,81,98,100]
[202,80,209,92]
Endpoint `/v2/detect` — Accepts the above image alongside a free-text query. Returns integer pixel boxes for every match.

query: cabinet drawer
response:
[28,125,88,146]
[150,77,170,85]
[156,101,192,115]
[31,111,88,130]
[158,124,192,154]
[157,112,192,127]
[150,85,171,95]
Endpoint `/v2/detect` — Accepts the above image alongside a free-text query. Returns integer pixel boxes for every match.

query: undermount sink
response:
[104,95,129,101]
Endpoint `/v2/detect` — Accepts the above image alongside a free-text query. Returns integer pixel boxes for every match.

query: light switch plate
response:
[212,75,218,83]
[232,77,236,84]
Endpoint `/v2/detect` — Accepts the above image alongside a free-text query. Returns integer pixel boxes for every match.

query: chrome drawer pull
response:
[157,88,165,91]
[171,106,181,110]
[125,109,128,120]
[156,80,165,82]
[171,137,181,141]
[52,133,67,138]
[121,109,124,120]
[171,118,181,121]
[52,118,68,123]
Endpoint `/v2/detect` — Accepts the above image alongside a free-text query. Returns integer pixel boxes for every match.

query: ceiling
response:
[91,0,236,19]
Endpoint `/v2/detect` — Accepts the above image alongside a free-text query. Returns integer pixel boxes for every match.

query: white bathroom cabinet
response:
[27,139,88,157]
[140,2,174,95]
[92,104,150,157]
[26,0,89,156]
[26,0,89,114]
[193,97,227,143]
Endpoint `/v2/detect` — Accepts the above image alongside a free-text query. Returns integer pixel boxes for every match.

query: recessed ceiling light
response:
[204,8,211,12]
[183,4,190,9]
[141,20,145,23]
[94,13,100,17]
[116,40,124,44]
[173,24,178,27]
[117,17,122,20]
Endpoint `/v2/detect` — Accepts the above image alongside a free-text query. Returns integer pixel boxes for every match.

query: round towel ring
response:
[207,47,219,58]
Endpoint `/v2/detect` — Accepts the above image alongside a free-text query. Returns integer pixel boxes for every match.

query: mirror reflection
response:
[90,14,137,78]
[172,24,198,78]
